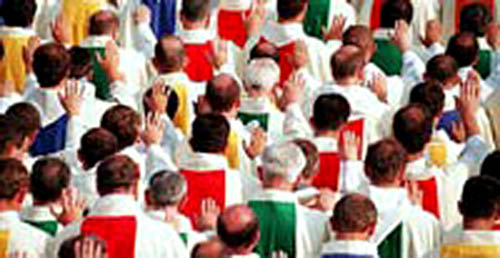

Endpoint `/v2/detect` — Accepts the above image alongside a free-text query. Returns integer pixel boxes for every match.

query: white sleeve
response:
[401,50,426,87]
[486,50,500,89]
[134,22,158,59]
[109,81,139,110]
[283,103,313,139]
[146,144,178,178]
[339,160,369,194]
[65,115,88,152]
[458,135,490,176]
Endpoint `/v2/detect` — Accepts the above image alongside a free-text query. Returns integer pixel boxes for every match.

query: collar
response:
[220,0,252,10]
[251,189,298,204]
[405,156,428,179]
[322,240,379,256]
[156,72,191,84]
[367,185,412,215]
[478,37,492,51]
[80,35,114,48]
[0,211,20,221]
[21,205,57,222]
[0,27,35,37]
[445,224,500,245]
[458,67,474,80]
[89,194,140,216]
[177,151,230,172]
[178,29,213,44]
[373,28,393,40]
[240,97,276,113]
[313,136,339,153]
[262,22,307,47]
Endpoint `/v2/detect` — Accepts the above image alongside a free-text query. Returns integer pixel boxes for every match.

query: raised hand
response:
[244,126,267,159]
[278,72,305,111]
[133,5,151,25]
[74,236,108,258]
[244,0,267,37]
[486,24,500,50]
[213,39,228,69]
[51,13,70,44]
[370,74,388,103]
[406,181,423,208]
[50,187,86,226]
[339,131,361,161]
[391,20,411,52]
[22,36,41,74]
[58,80,84,117]
[419,19,442,48]
[96,41,124,82]
[141,112,165,146]
[196,198,221,231]
[146,80,169,114]
[456,70,481,137]
[322,15,346,41]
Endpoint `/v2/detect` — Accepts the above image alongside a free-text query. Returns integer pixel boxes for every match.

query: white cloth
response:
[239,96,285,144]
[443,225,500,245]
[0,93,22,113]
[321,240,380,258]
[458,66,494,104]
[21,205,64,234]
[325,0,357,33]
[0,211,51,257]
[48,194,188,258]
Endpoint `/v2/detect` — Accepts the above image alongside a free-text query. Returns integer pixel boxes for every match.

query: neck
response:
[0,201,20,212]
[463,218,496,230]
[220,110,237,120]
[33,200,53,206]
[315,130,340,139]
[278,19,302,25]
[373,181,401,188]
[224,247,254,256]
[182,20,206,30]
[406,152,424,162]
[163,205,180,222]
[335,232,369,241]
[336,77,360,86]
[263,180,293,192]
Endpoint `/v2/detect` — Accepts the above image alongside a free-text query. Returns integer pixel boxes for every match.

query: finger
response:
[74,240,82,258]
[83,237,91,257]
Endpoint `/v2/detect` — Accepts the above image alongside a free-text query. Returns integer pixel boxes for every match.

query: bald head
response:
[205,74,241,113]
[330,45,365,81]
[191,240,224,258]
[153,35,186,74]
[217,205,259,250]
[343,25,375,60]
[89,10,119,36]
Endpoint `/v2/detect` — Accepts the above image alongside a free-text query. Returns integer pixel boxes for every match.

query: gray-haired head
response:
[148,170,187,207]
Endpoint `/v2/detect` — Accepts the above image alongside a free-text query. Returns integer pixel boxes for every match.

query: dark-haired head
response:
[190,114,230,153]
[31,158,70,204]
[393,104,433,154]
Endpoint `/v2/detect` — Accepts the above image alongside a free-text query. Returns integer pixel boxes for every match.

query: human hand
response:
[74,236,108,258]
[419,19,442,48]
[244,0,266,37]
[58,80,84,117]
[456,71,481,137]
[146,80,169,114]
[340,131,361,161]
[370,74,388,103]
[244,126,267,159]
[278,72,305,111]
[195,198,220,231]
[315,189,339,212]
[141,112,165,146]
[50,187,86,226]
[391,20,411,52]
[51,13,70,44]
[96,41,124,82]
[133,5,151,25]
[213,39,228,69]
[405,181,423,208]
[22,36,41,74]
[322,15,346,41]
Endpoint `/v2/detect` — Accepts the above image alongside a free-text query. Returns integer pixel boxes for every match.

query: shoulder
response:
[403,206,441,231]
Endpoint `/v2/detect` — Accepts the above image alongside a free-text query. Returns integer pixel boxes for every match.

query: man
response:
[145,170,206,252]
[0,158,50,256]
[217,0,253,48]
[22,158,71,236]
[0,42,22,112]
[49,155,188,258]
[0,0,37,92]
[441,176,500,257]
[0,115,32,165]
[248,141,329,257]
[321,194,379,257]
[217,205,260,258]
[363,139,441,257]
[175,114,244,224]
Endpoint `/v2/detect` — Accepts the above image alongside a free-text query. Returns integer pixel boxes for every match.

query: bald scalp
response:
[89,10,119,36]
[330,45,365,80]
[217,205,259,248]
[153,35,186,74]
[343,25,375,54]
[205,74,241,113]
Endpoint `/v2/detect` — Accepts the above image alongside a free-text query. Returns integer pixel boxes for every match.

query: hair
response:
[88,10,120,36]
[96,155,140,196]
[460,3,492,37]
[365,139,406,185]
[313,94,351,131]
[30,158,70,203]
[330,46,365,80]
[0,159,28,200]
[460,176,500,219]
[343,25,374,53]
[100,105,142,150]
[0,0,37,27]
[181,0,210,22]
[142,86,179,121]
[245,58,280,92]
[153,35,186,74]
[293,139,319,180]
[277,0,308,20]
[68,47,92,80]
[426,55,459,83]
[249,41,280,64]
[78,128,119,170]
[6,102,41,139]
[480,151,500,181]
[205,74,241,113]
[148,171,187,207]
[380,0,413,28]
[409,81,445,119]
[217,206,260,248]
[190,114,230,153]
[0,41,5,60]
[332,194,377,232]
[33,43,71,88]
[446,32,479,68]
[393,104,432,154]
[0,115,25,155]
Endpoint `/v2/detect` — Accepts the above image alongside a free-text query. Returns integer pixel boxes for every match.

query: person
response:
[191,240,225,258]
[216,205,260,257]
[217,0,253,48]
[320,194,379,257]
[0,41,22,112]
[0,115,32,165]
[21,158,74,236]
[48,155,189,258]
[0,0,37,92]
[363,138,441,257]
[0,158,50,256]
[145,170,206,253]
[303,0,356,40]
[480,150,500,181]
[248,141,330,257]
[441,176,500,257]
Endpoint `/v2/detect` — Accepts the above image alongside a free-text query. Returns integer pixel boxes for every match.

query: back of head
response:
[293,139,319,181]
[88,10,120,36]
[0,0,37,27]
[190,113,230,153]
[245,58,280,93]
[96,155,140,196]
[181,0,210,22]
[68,47,92,80]
[191,240,224,258]
[460,176,500,220]
[217,205,260,250]
[480,151,500,181]
[277,0,308,21]
[249,41,280,64]
[6,102,41,139]
[153,35,186,74]
[205,74,241,113]
[460,3,492,37]
[409,81,445,119]
[343,25,374,54]
[330,45,365,81]
[100,105,142,150]
[446,32,479,68]
[332,194,377,233]
[313,94,351,132]
[0,158,28,201]
[31,158,70,203]
[79,128,119,170]
[365,138,406,185]
[425,55,459,84]
[33,43,71,88]
[393,104,432,154]
[148,170,187,207]
[262,141,307,184]
[380,0,413,28]
[0,115,24,156]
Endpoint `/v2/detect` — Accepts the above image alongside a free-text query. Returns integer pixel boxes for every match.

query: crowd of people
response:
[0,0,499,257]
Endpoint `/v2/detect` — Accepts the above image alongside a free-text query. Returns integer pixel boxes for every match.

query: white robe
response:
[321,240,380,258]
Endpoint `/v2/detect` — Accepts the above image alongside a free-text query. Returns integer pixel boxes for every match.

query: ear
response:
[309,118,316,130]
[366,223,376,237]
[234,99,241,109]
[145,190,154,206]
[131,181,139,201]
[13,187,27,206]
